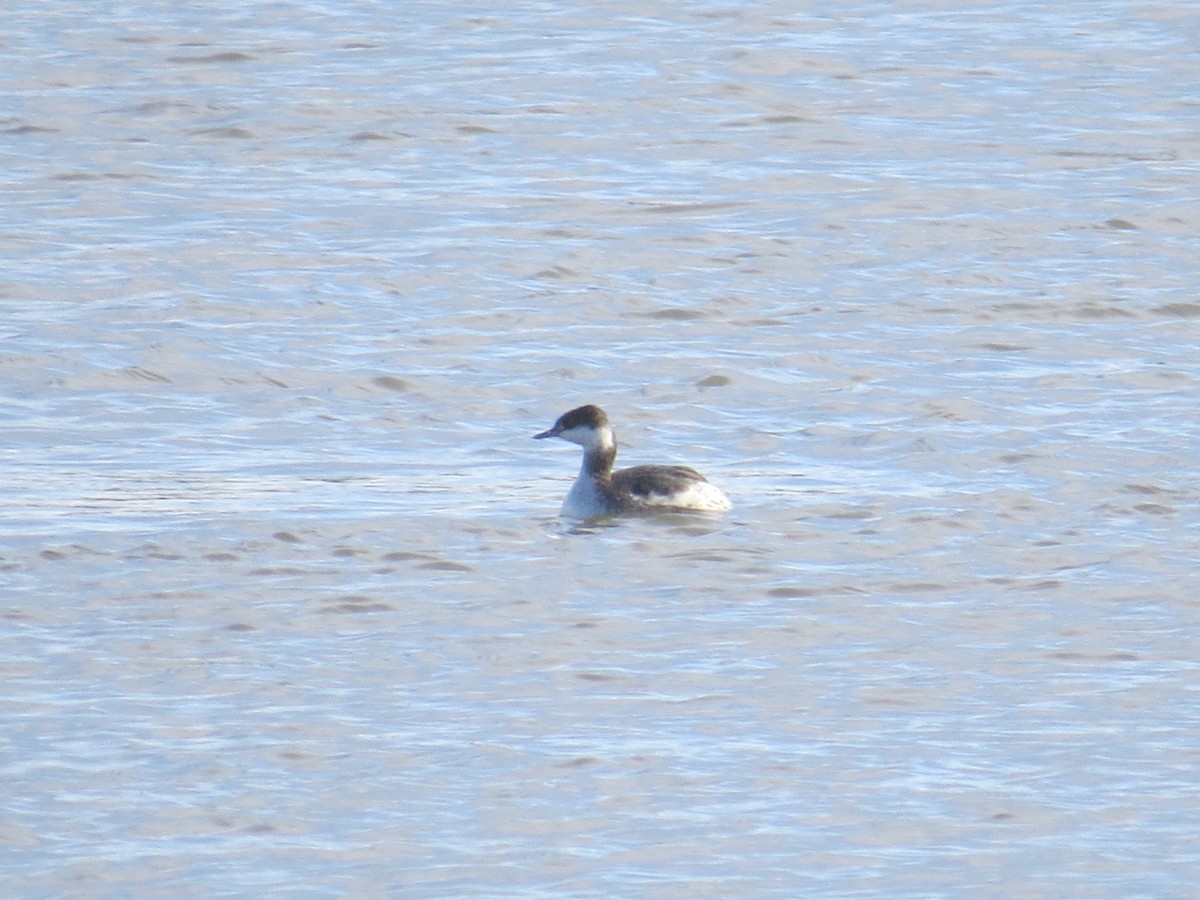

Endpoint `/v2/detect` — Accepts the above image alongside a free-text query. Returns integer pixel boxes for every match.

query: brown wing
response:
[613,465,708,500]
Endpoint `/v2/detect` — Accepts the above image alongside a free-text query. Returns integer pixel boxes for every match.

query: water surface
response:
[3,1,1199,895]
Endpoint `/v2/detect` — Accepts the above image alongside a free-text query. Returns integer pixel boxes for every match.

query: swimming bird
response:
[534,404,732,518]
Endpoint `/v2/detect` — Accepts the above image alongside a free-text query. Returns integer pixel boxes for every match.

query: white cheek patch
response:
[558,424,608,449]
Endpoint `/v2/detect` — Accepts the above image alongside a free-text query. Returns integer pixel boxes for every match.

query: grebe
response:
[534,404,732,519]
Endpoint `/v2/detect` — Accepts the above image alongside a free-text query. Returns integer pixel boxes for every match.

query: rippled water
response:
[4,1,1199,895]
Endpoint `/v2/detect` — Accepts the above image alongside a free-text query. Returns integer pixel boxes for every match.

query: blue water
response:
[3,1,1199,895]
